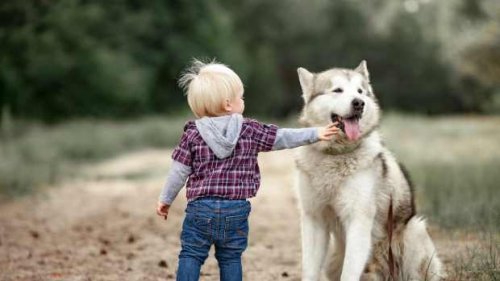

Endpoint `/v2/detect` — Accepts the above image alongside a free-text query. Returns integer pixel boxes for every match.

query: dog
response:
[294,61,444,281]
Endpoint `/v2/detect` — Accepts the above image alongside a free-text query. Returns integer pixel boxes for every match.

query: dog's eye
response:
[358,88,363,94]
[333,88,343,93]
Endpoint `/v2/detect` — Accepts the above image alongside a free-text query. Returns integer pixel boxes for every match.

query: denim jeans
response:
[176,197,251,281]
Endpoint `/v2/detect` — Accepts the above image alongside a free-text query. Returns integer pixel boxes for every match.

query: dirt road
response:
[0,149,487,280]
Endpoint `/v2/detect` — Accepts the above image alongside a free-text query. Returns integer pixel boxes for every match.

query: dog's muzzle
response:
[330,99,365,141]
[352,98,364,115]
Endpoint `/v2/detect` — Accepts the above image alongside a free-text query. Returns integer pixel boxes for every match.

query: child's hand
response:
[156,202,170,220]
[318,122,340,141]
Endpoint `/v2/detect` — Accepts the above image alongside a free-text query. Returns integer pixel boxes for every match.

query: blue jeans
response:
[176,197,251,281]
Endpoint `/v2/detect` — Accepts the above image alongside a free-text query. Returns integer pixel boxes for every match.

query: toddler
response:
[156,59,339,281]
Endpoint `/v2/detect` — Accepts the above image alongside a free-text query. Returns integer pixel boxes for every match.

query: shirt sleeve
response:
[248,119,279,152]
[158,161,192,205]
[171,124,194,166]
[272,127,319,150]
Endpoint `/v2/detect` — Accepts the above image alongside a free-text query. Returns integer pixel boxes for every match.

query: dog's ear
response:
[297,67,314,103]
[355,60,370,81]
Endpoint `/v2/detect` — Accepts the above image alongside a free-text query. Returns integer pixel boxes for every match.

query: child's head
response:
[179,59,245,118]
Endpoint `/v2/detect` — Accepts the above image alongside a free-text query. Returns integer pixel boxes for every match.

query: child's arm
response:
[157,122,195,220]
[156,161,192,220]
[272,123,339,150]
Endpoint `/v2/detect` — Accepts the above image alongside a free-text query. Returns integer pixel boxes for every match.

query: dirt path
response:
[0,149,490,280]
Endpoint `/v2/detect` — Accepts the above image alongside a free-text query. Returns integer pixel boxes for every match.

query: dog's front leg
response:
[340,218,374,281]
[301,211,330,281]
[338,170,377,281]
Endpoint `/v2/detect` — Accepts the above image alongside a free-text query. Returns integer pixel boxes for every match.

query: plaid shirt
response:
[172,118,278,201]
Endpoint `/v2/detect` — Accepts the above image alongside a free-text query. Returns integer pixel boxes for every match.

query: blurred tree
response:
[455,0,500,112]
[1,1,151,121]
[0,0,247,121]
[459,0,487,21]
[0,0,498,122]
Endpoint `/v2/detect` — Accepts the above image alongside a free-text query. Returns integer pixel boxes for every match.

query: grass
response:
[0,115,188,199]
[1,113,499,232]
[1,113,498,278]
[380,114,500,279]
[410,160,499,231]
[380,114,500,232]
[447,232,499,280]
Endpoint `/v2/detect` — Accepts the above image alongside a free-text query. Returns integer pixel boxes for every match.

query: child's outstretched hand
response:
[318,122,340,141]
[156,202,170,220]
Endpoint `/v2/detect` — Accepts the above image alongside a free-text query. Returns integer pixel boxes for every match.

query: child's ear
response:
[223,99,232,112]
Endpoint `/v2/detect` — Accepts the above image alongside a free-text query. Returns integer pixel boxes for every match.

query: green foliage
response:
[0,0,245,121]
[0,0,498,122]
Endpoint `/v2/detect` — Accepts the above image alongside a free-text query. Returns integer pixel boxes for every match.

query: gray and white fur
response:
[295,61,444,281]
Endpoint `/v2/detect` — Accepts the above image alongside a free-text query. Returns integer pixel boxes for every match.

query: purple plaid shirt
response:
[171,118,278,201]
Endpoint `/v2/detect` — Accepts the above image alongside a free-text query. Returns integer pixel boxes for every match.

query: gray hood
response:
[195,113,244,159]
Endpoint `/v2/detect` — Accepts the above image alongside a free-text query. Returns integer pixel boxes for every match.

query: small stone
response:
[127,234,135,243]
[281,271,289,277]
[29,230,39,239]
[99,238,110,245]
[158,260,168,268]
[100,249,107,255]
[50,273,63,278]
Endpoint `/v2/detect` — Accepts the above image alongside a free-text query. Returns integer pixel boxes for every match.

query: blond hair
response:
[178,59,244,118]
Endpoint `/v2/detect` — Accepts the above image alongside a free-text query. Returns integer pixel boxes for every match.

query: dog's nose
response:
[352,98,365,112]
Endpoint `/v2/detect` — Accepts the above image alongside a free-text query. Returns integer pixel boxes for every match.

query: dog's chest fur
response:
[295,135,382,187]
[296,149,360,184]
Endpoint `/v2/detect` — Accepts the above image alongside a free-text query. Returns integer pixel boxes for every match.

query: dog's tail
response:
[400,217,446,281]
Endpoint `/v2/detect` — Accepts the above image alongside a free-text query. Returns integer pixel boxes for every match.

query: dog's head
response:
[297,61,380,146]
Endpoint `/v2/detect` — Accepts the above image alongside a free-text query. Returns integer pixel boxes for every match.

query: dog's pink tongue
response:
[344,119,361,141]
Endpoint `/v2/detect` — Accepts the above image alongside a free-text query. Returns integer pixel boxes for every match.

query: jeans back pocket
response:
[223,214,249,249]
[181,213,212,247]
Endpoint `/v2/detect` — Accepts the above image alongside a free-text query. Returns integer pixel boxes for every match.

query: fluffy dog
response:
[294,61,444,281]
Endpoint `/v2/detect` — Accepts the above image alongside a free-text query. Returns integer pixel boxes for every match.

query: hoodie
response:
[158,115,319,204]
[195,113,243,159]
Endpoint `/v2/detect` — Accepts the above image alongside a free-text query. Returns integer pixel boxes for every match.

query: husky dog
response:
[295,61,444,281]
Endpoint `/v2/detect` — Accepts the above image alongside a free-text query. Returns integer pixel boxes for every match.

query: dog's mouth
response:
[331,113,362,141]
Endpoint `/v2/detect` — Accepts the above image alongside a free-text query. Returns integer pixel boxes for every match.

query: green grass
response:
[410,160,499,231]
[379,114,500,279]
[0,115,188,199]
[380,114,500,231]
